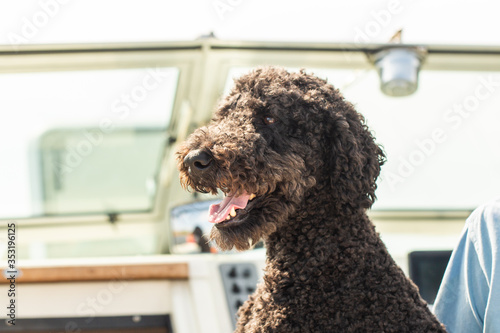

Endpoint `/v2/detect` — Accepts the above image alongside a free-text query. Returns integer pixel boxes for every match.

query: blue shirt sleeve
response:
[433,197,500,333]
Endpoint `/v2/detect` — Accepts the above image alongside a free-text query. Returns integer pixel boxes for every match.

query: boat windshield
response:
[0,67,179,219]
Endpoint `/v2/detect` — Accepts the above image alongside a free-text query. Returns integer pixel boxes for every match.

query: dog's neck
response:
[264,194,374,263]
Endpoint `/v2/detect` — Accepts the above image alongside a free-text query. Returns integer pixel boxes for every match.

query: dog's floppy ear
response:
[327,106,386,210]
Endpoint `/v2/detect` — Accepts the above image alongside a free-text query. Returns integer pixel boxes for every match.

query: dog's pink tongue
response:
[209,192,250,223]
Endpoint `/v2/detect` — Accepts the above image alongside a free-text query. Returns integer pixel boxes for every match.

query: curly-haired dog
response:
[177,67,446,332]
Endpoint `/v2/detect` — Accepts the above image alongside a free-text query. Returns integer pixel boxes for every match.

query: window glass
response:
[0,67,178,218]
[171,200,218,254]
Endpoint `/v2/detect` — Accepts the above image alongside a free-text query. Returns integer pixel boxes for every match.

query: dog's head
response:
[177,66,385,251]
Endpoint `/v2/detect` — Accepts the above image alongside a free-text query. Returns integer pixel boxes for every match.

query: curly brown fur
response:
[177,66,446,332]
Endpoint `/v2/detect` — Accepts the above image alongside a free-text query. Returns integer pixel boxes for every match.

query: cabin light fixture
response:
[373,47,427,97]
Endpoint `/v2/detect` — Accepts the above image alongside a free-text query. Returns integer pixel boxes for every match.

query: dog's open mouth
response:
[208,191,257,224]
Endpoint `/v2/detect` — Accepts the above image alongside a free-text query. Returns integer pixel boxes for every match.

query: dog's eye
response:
[263,116,276,125]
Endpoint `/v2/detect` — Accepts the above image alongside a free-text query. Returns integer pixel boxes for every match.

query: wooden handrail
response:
[1,263,189,283]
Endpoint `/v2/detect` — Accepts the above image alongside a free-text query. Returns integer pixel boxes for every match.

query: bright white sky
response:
[0,0,499,46]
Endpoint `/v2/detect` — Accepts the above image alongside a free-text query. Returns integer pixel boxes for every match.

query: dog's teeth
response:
[249,194,256,200]
[226,215,231,220]
[230,207,237,217]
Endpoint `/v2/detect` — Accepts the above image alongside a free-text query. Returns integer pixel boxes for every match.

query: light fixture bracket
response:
[372,46,427,97]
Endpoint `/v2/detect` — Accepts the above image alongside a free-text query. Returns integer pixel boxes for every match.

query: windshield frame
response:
[1,40,499,227]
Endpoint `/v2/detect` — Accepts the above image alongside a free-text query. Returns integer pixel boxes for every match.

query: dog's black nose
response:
[184,149,213,174]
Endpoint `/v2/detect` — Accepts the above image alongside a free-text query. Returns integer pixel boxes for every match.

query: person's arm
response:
[433,198,500,333]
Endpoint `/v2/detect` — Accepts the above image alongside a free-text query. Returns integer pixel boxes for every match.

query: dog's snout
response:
[184,149,213,174]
